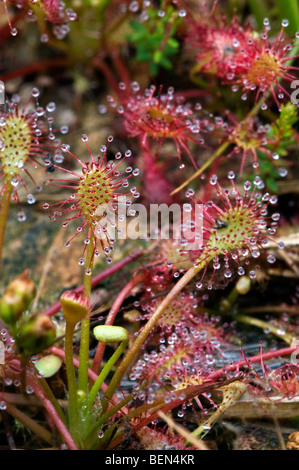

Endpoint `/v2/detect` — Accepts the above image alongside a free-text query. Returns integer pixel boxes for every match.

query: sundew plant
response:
[0,0,299,452]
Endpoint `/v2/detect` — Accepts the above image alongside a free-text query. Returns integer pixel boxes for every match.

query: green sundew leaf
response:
[276,0,299,34]
[136,51,152,61]
[275,103,298,131]
[127,4,181,75]
[253,153,285,192]
[149,61,159,76]
[265,177,278,192]
[153,50,163,64]
[129,20,145,32]
[167,37,179,49]
[247,0,269,29]
[164,44,179,57]
[266,102,298,155]
[160,57,173,69]
[129,32,147,42]
[147,36,162,47]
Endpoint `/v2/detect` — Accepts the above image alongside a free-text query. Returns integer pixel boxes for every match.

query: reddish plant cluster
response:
[186,10,299,107]
[105,82,207,169]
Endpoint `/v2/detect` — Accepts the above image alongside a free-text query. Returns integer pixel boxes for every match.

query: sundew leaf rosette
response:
[186,10,299,108]
[106,82,206,169]
[2,0,77,38]
[44,135,139,265]
[0,89,62,221]
[187,173,285,289]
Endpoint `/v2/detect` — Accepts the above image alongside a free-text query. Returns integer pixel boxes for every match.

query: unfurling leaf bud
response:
[93,325,129,344]
[16,314,56,356]
[60,291,89,325]
[0,270,36,327]
[235,276,251,295]
[35,354,62,378]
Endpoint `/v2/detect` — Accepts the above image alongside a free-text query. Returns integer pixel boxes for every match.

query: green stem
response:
[97,0,113,20]
[276,0,299,34]
[78,231,95,393]
[170,142,230,196]
[235,314,294,345]
[85,393,133,449]
[92,273,144,375]
[102,258,211,411]
[87,338,128,418]
[247,0,269,29]
[191,382,246,439]
[64,321,80,440]
[0,181,13,270]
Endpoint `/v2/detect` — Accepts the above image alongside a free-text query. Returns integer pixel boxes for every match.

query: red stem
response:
[0,58,72,82]
[108,345,299,449]
[110,50,132,91]
[42,250,143,317]
[91,272,145,375]
[28,376,78,450]
[206,345,299,382]
[92,55,132,102]
[0,10,26,41]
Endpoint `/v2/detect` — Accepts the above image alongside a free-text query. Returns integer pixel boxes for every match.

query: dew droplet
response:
[17,211,26,222]
[40,33,49,43]
[32,87,40,98]
[27,194,36,205]
[271,212,280,221]
[278,167,288,177]
[267,254,276,264]
[11,177,19,187]
[224,269,232,279]
[209,174,217,185]
[269,195,278,205]
[46,102,56,113]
